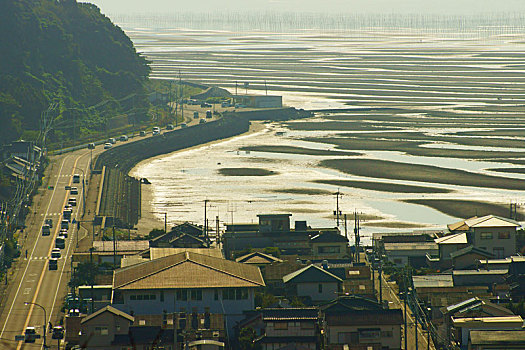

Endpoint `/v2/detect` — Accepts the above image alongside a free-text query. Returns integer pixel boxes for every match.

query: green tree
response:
[238,327,261,350]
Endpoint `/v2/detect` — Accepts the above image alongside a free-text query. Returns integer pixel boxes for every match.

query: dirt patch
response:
[402,199,512,219]
[314,179,452,194]
[218,167,278,176]
[319,158,525,191]
[271,188,333,196]
[240,145,359,156]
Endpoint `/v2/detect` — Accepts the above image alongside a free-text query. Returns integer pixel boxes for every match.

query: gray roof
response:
[450,245,494,259]
[470,330,525,345]
[413,274,454,288]
[283,264,343,284]
[81,305,134,324]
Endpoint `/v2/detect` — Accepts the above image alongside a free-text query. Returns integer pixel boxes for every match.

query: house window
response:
[358,328,380,340]
[493,247,505,259]
[95,326,109,335]
[222,288,248,300]
[318,284,323,293]
[381,330,393,338]
[176,289,188,301]
[130,295,136,301]
[301,322,314,329]
[190,289,202,301]
[480,232,493,240]
[274,322,288,330]
[318,246,341,254]
[498,232,510,239]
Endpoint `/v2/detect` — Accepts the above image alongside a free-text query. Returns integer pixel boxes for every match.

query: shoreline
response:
[131,120,267,235]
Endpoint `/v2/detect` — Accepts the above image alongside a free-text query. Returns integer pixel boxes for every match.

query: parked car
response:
[152,127,161,135]
[166,124,174,130]
[119,135,128,141]
[193,111,199,119]
[180,123,187,128]
[108,138,116,144]
[199,119,206,124]
[87,143,95,149]
[140,131,146,137]
[104,143,112,149]
[200,102,212,108]
[206,110,213,118]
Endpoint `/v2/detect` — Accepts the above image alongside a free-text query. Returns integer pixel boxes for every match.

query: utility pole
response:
[204,200,209,242]
[354,211,360,263]
[379,262,382,305]
[344,214,348,240]
[404,271,408,350]
[179,70,183,126]
[113,226,117,268]
[334,189,342,226]
[89,247,95,313]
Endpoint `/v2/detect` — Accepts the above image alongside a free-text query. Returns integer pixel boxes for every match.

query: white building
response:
[111,251,265,335]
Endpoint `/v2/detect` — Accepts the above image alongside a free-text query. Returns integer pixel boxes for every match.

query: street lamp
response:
[24,301,47,349]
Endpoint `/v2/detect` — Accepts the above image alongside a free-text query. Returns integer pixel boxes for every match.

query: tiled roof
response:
[449,215,520,231]
[283,264,343,284]
[93,240,149,253]
[449,245,494,260]
[310,231,348,243]
[150,248,223,260]
[81,305,134,324]
[236,251,283,264]
[113,251,265,290]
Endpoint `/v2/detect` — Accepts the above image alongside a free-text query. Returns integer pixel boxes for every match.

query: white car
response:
[51,248,61,259]
[104,142,113,149]
[70,187,78,195]
[152,127,161,135]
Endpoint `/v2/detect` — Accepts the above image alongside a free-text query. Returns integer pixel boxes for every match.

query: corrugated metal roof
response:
[113,251,265,290]
[435,232,468,245]
[413,274,454,288]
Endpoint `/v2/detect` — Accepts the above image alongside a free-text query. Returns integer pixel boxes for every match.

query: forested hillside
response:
[0,0,150,144]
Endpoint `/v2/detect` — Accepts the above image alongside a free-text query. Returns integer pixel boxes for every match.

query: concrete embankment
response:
[94,108,307,228]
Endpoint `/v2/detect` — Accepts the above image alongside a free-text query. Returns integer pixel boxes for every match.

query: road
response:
[0,107,223,349]
[0,146,100,350]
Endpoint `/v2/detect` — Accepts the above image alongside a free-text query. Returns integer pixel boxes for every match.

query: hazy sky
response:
[87,0,525,15]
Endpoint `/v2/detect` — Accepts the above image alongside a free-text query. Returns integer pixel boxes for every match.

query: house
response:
[469,330,525,350]
[383,242,438,268]
[263,258,305,290]
[451,316,524,349]
[235,251,283,268]
[150,222,206,248]
[111,251,265,335]
[283,265,343,303]
[73,240,150,267]
[238,307,321,350]
[448,215,520,259]
[449,246,494,270]
[321,296,403,350]
[310,230,350,259]
[452,269,508,288]
[431,232,469,268]
[78,305,134,349]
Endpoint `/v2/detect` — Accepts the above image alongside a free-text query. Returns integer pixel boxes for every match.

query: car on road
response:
[24,327,37,342]
[140,131,146,137]
[68,198,77,206]
[73,174,80,183]
[180,123,187,128]
[221,101,232,107]
[166,124,174,130]
[199,119,206,124]
[152,127,161,135]
[108,137,116,144]
[51,248,61,259]
[61,220,69,230]
[120,135,128,141]
[201,102,212,108]
[60,229,68,238]
[45,218,53,228]
[55,236,65,249]
[104,142,112,149]
[70,187,78,195]
[88,142,95,149]
[48,258,58,270]
[42,224,51,236]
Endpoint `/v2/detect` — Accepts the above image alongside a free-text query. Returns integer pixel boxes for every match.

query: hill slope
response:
[0,0,150,144]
